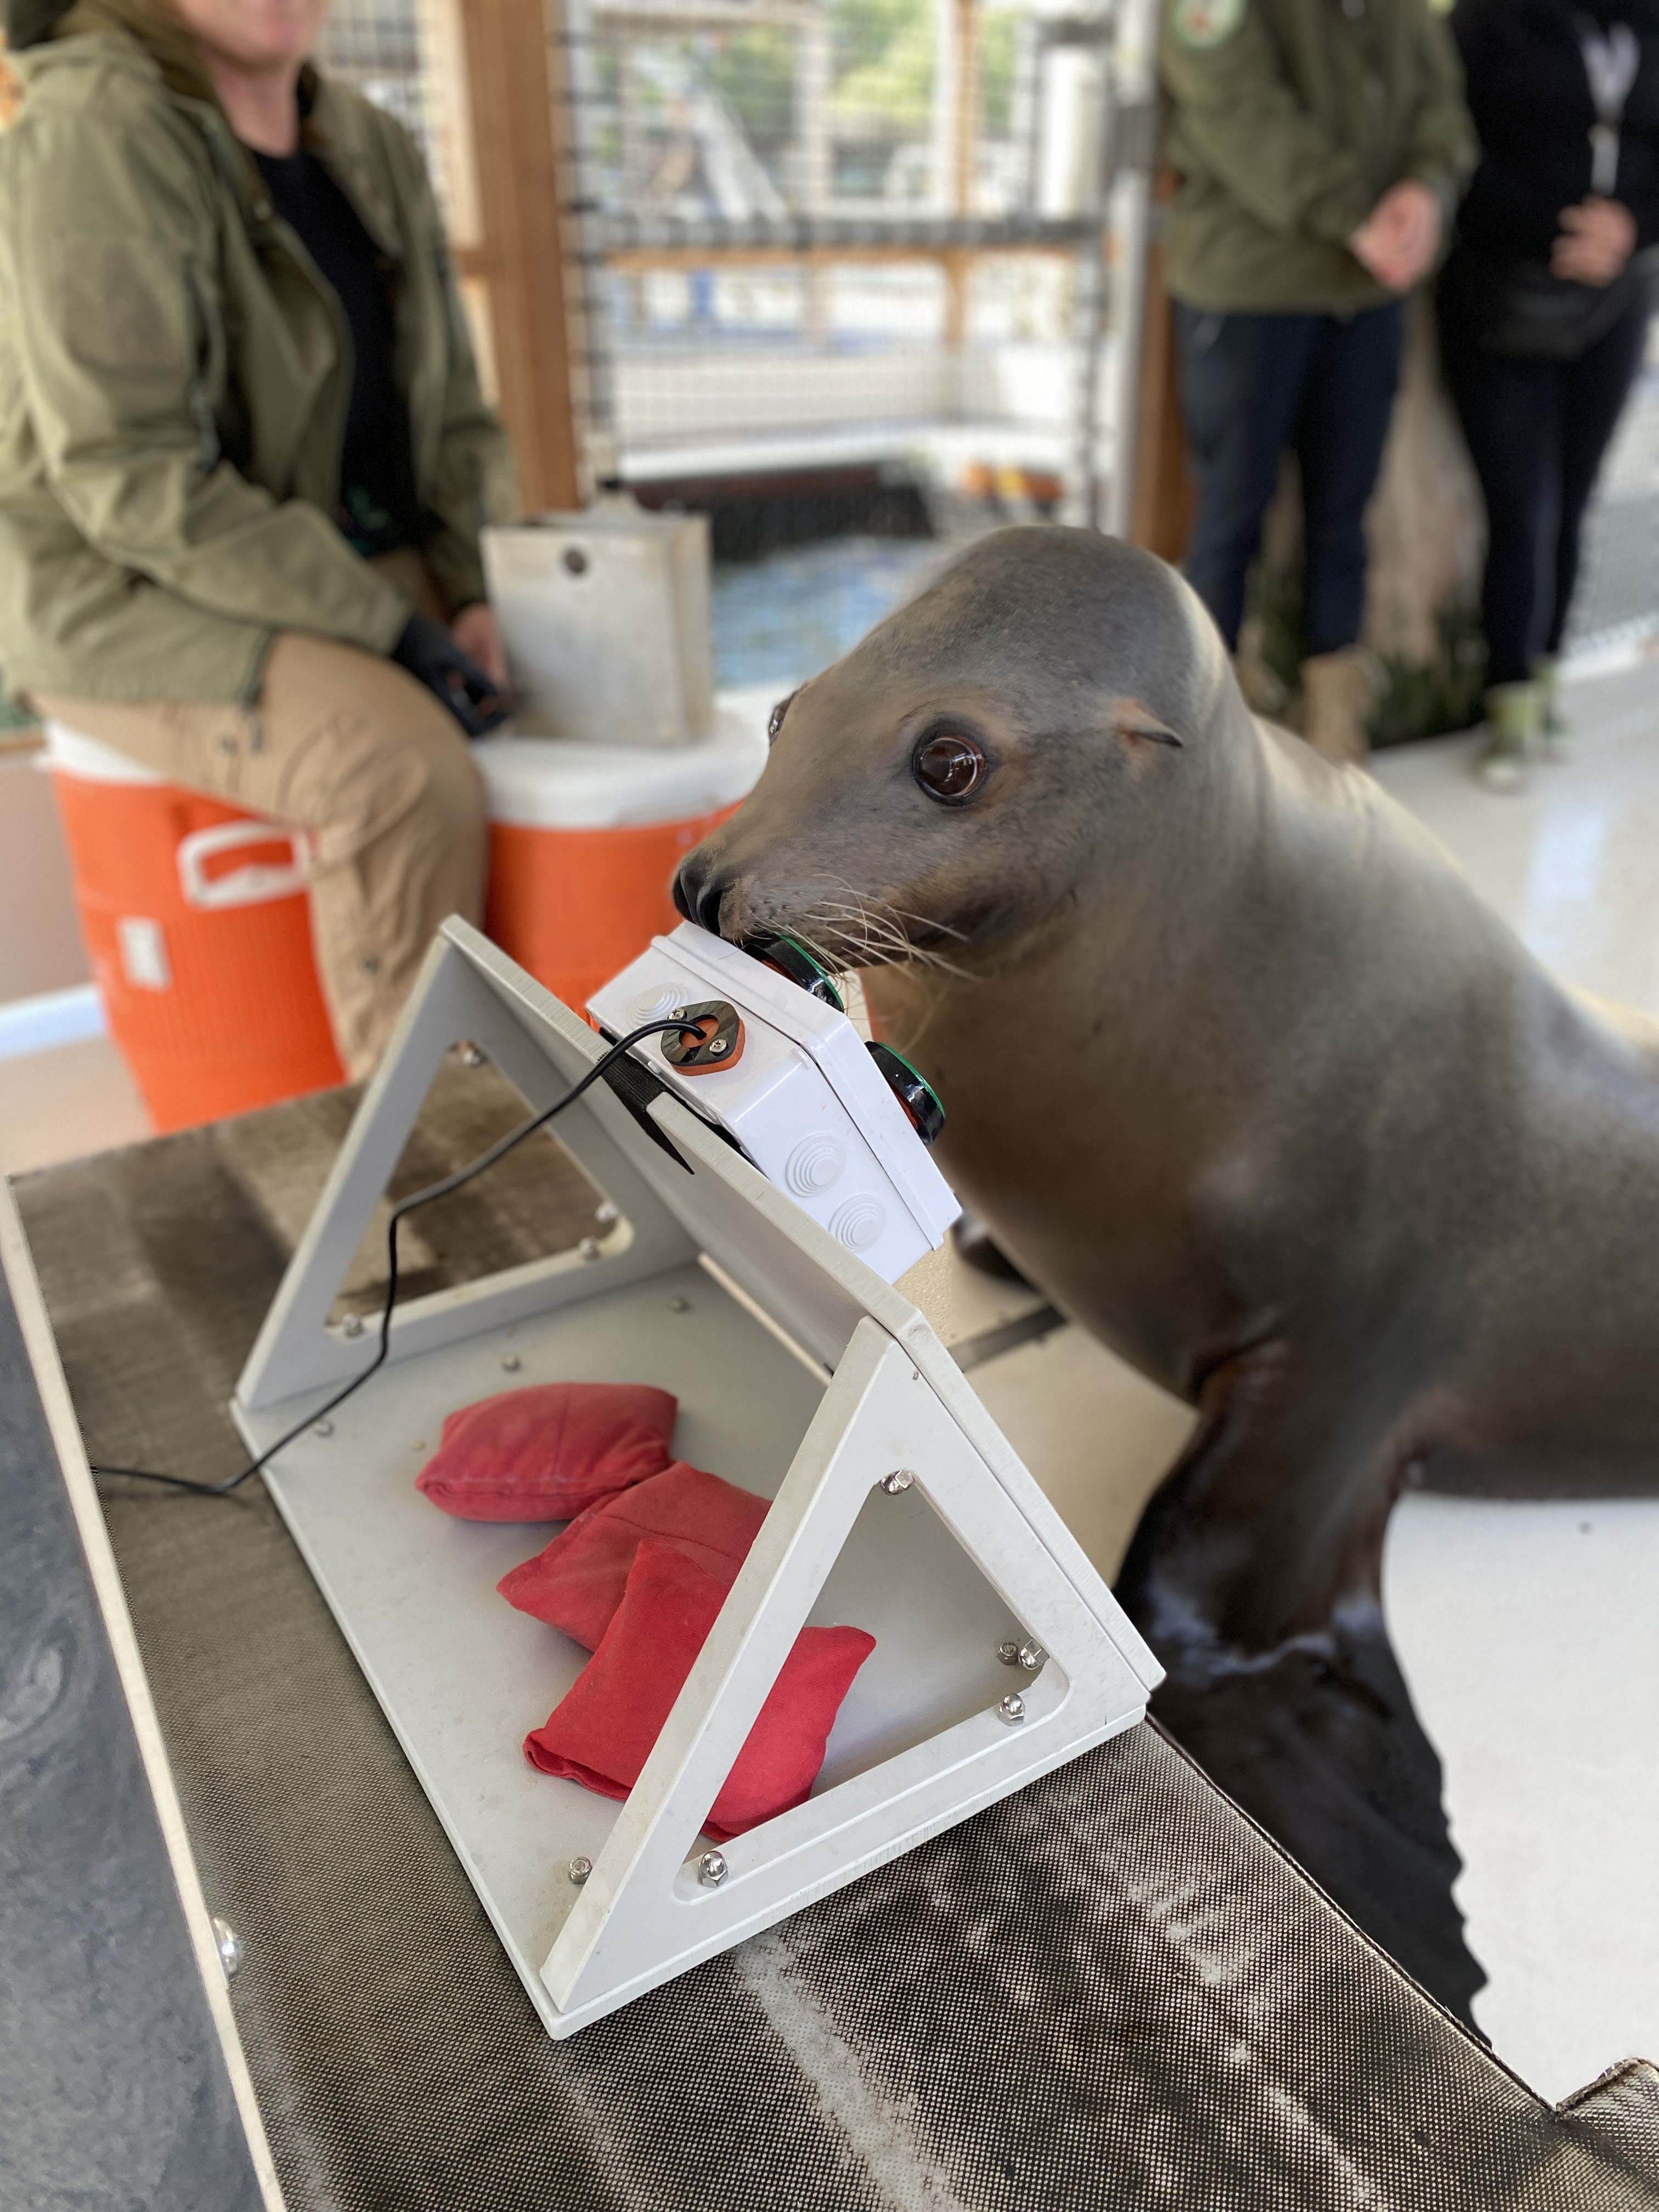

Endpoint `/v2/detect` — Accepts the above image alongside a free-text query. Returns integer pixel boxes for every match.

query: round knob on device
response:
[866,1042,945,1146]
[760,934,845,1013]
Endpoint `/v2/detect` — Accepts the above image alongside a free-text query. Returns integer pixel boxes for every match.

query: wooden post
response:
[448,0,583,514]
[1128,177,1193,561]
[942,0,977,347]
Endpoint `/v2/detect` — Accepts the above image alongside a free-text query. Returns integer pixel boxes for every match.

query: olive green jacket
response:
[1160,0,1477,314]
[0,24,514,701]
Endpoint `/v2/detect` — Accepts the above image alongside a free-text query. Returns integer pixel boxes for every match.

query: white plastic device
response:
[588,923,961,1283]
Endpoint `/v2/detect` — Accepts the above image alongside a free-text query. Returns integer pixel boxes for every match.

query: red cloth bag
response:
[498,1462,769,1647]
[524,1539,875,1839]
[414,1381,677,1522]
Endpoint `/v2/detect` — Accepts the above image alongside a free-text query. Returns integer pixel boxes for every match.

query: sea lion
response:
[674,524,1659,2027]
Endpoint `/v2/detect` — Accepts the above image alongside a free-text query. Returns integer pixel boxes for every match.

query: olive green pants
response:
[35,625,486,1080]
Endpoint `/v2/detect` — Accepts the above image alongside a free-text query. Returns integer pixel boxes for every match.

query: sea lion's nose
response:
[673,854,726,934]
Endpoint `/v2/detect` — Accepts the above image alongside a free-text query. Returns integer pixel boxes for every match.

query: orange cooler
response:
[476,702,768,1013]
[44,724,344,1132]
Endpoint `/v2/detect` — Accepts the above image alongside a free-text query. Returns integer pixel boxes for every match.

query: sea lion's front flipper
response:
[1144,1605,1483,2030]
[1115,1341,1486,2029]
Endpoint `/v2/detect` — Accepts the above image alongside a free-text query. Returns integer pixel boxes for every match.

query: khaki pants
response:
[35,625,487,1080]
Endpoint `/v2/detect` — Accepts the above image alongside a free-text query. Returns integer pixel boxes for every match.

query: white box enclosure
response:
[233,922,1162,2036]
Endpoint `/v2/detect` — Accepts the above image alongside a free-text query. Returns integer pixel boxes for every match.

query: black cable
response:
[91,1019,690,1497]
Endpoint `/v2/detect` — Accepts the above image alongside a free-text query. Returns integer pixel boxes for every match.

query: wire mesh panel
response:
[314,0,452,215]
[563,0,1124,523]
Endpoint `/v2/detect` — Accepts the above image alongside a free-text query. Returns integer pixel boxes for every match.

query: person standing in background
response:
[1438,0,1659,789]
[0,0,515,1077]
[1160,0,1475,764]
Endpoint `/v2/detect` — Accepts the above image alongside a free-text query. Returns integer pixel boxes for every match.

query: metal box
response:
[483,498,714,748]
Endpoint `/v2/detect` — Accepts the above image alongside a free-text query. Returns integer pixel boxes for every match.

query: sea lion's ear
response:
[1110,698,1183,750]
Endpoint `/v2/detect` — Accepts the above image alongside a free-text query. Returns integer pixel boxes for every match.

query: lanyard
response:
[1578,19,1640,194]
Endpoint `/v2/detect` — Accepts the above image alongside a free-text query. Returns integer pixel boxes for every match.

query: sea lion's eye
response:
[767,690,797,743]
[913,733,985,803]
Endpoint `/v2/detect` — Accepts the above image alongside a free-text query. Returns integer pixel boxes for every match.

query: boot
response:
[1532,654,1568,758]
[1299,647,1380,767]
[1477,680,1543,792]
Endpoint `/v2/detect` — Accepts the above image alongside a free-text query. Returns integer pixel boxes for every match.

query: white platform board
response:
[233,922,1161,2035]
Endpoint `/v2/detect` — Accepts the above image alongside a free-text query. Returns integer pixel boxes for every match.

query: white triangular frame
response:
[234,920,1163,2036]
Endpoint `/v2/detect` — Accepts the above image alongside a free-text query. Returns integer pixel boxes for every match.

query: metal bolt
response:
[568,1856,592,1886]
[880,1468,915,1495]
[1018,1642,1047,1672]
[998,1694,1026,1725]
[709,1037,729,1055]
[668,1295,690,1313]
[595,1201,620,1226]
[501,1353,521,1372]
[313,1420,334,1438]
[212,1916,243,1983]
[460,1043,486,1068]
[578,1237,601,1261]
[698,1849,729,1887]
[997,1639,1023,1667]
[341,1312,364,1339]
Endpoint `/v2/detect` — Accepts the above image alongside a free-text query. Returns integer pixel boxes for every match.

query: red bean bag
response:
[498,1462,769,1647]
[524,1539,876,1839]
[414,1382,677,1522]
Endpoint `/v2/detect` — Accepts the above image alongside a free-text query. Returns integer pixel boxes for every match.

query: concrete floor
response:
[5,648,1659,2099]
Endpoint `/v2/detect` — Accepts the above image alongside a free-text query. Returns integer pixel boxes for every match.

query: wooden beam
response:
[452,0,582,513]
[1128,178,1193,561]
[600,241,1075,272]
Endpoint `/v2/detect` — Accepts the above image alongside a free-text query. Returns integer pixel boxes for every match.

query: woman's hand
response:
[1552,198,1638,286]
[450,601,509,693]
[1350,180,1442,294]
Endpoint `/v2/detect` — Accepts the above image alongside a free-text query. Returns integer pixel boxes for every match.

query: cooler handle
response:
[177,819,308,909]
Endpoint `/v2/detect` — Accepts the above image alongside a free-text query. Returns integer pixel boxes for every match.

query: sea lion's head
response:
[675,527,1242,978]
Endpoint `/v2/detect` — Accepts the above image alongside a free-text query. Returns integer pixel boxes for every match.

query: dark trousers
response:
[1173,300,1405,656]
[1437,278,1651,686]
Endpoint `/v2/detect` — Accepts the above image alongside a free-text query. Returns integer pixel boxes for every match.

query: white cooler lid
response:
[475,688,771,832]
[40,721,166,786]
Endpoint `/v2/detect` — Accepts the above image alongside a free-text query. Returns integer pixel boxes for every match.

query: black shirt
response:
[250,138,422,558]
[1451,0,1659,266]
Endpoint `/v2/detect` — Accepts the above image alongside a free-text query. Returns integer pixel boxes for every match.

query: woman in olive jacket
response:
[1440,0,1659,786]
[0,0,516,1073]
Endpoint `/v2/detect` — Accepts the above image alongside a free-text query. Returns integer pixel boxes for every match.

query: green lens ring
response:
[762,934,845,1013]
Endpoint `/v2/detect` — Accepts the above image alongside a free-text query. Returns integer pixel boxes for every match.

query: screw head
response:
[340,1312,365,1339]
[578,1236,601,1261]
[460,1043,486,1068]
[501,1353,521,1373]
[880,1468,915,1495]
[567,1855,592,1886]
[313,1419,334,1438]
[212,1916,242,1982]
[1018,1641,1047,1672]
[668,1295,690,1313]
[698,1849,729,1887]
[998,1694,1026,1725]
[595,1201,620,1226]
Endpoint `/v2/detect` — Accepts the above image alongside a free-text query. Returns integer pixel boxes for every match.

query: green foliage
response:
[706,27,797,143]
[978,9,1018,136]
[1248,561,1488,747]
[830,0,934,127]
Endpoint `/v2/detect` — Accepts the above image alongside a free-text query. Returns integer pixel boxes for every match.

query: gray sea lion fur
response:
[675,525,1659,2025]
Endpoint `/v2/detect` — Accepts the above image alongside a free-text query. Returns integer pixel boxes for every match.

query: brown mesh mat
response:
[16,1079,1659,2212]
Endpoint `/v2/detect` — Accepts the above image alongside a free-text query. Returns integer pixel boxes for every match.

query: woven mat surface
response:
[16,1076,1659,2212]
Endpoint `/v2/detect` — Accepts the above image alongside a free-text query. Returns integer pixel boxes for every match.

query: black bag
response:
[1475,251,1655,363]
